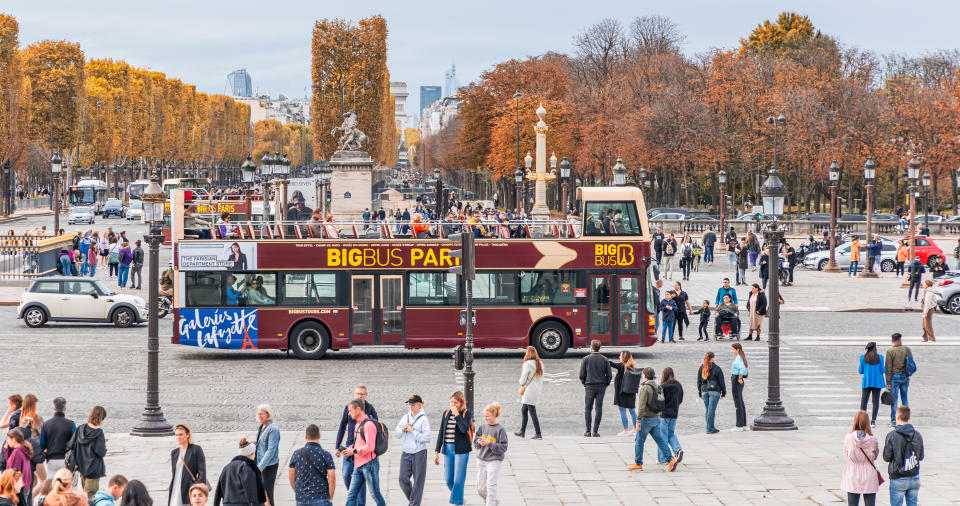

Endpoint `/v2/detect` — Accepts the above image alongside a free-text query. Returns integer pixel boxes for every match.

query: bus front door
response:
[589,275,613,345]
[379,275,403,344]
[351,275,374,344]
[615,275,643,344]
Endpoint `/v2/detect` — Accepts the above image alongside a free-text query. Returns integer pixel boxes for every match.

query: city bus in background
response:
[168,186,656,359]
[162,177,211,198]
[68,179,109,214]
[127,179,151,201]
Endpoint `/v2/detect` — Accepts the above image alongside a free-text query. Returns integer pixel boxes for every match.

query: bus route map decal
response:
[178,308,258,349]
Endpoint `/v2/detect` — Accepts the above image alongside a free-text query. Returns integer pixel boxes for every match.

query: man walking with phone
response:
[394,395,430,506]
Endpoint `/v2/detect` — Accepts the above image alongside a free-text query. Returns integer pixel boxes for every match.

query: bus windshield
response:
[128,183,149,200]
[70,188,101,205]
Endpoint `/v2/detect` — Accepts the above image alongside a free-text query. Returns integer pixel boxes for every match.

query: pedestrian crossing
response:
[782,335,960,346]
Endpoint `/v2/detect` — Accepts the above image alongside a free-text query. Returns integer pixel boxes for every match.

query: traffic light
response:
[448,232,475,280]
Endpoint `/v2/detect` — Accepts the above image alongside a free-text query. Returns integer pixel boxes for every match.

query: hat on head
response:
[406,394,423,404]
[865,341,876,351]
[238,438,256,456]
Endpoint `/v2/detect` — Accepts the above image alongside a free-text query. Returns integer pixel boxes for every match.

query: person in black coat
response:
[609,351,639,435]
[67,406,107,499]
[579,340,613,437]
[745,284,767,341]
[227,243,247,272]
[657,368,684,464]
[169,424,207,506]
[696,353,726,434]
[214,438,265,506]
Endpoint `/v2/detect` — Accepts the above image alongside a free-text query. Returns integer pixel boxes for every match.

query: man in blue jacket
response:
[715,278,738,305]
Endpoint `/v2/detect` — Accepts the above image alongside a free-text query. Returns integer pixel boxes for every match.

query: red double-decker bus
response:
[170,186,655,359]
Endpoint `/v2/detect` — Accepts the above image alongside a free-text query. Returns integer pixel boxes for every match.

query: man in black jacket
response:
[579,340,612,437]
[883,406,923,506]
[39,397,76,473]
[702,227,717,263]
[214,439,266,506]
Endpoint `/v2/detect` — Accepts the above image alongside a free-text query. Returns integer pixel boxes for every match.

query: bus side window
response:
[185,272,223,306]
[519,271,576,305]
[408,272,459,305]
[474,273,516,303]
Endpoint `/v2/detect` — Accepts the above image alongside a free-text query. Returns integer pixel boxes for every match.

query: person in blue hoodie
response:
[659,291,678,343]
[883,406,924,506]
[858,342,886,426]
[92,475,127,506]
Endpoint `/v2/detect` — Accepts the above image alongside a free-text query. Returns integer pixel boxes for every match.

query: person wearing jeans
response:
[343,399,386,506]
[117,241,132,288]
[579,340,612,437]
[729,344,749,431]
[657,367,684,465]
[884,334,913,426]
[849,238,862,276]
[336,386,377,506]
[434,392,471,506]
[626,368,677,472]
[883,406,923,506]
[696,352,726,434]
[610,351,639,436]
[659,292,677,343]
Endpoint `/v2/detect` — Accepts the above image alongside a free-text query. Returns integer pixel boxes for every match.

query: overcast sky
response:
[8,0,960,125]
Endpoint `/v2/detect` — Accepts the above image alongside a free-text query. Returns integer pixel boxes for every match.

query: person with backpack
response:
[661,234,677,280]
[213,438,266,506]
[342,398,386,506]
[336,386,377,506]
[254,405,280,505]
[696,352,726,434]
[657,367,684,467]
[679,235,694,281]
[66,405,107,499]
[117,241,133,288]
[841,411,880,506]
[735,237,749,285]
[473,403,508,506]
[729,343,749,431]
[859,342,886,427]
[107,239,121,278]
[626,368,678,472]
[884,333,915,427]
[394,395,430,506]
[130,240,144,290]
[609,351,640,436]
[883,406,924,506]
[906,256,924,302]
[434,391,472,506]
[515,347,544,440]
[289,424,336,506]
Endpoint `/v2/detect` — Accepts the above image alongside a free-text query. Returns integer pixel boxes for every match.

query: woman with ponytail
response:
[696,352,725,434]
[729,343,749,432]
[474,403,507,506]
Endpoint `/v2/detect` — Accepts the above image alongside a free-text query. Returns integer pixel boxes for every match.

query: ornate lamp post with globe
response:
[825,160,842,272]
[559,157,571,214]
[51,152,62,233]
[752,167,797,432]
[514,167,524,213]
[612,158,627,186]
[131,173,173,437]
[241,155,256,221]
[861,157,878,278]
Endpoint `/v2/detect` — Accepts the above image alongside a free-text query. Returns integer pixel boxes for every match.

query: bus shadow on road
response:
[172,347,659,362]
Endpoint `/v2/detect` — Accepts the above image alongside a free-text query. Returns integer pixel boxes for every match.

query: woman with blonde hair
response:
[729,343,749,431]
[609,351,639,436]
[0,469,23,506]
[254,405,279,505]
[696,352,725,434]
[169,424,207,506]
[515,346,544,439]
[434,391,472,506]
[841,411,880,506]
[188,483,210,506]
[920,279,937,342]
[474,403,508,506]
[43,469,87,506]
[18,395,42,438]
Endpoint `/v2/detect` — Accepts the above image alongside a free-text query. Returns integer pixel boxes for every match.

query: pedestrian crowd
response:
[54,228,144,290]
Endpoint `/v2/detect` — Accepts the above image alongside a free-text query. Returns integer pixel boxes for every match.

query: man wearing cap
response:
[394,395,431,506]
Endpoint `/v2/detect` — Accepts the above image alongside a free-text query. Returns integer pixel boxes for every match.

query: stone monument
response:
[328,110,374,222]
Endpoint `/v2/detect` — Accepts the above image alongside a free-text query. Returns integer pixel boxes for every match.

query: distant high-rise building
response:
[420,86,441,116]
[444,64,459,98]
[227,69,252,97]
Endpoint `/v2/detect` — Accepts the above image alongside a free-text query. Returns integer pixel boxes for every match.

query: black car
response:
[796,213,830,222]
[102,198,124,218]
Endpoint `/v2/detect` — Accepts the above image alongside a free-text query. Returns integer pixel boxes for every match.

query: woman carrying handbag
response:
[841,411,881,506]
[169,424,207,506]
[514,346,544,440]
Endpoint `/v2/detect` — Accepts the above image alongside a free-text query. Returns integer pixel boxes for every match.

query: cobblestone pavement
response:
[101,425,955,505]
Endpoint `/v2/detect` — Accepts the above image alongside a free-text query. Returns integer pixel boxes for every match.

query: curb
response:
[0,215,26,224]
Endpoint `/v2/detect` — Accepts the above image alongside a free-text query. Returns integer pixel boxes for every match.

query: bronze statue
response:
[331,110,367,151]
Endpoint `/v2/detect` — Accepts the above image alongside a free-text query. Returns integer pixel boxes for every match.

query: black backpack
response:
[359,418,389,457]
[645,383,665,413]
[620,367,642,394]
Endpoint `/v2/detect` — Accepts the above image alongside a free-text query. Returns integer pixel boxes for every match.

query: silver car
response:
[67,206,95,225]
[802,240,898,272]
[932,272,960,314]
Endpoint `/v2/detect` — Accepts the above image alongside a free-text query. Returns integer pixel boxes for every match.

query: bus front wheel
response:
[532,321,570,359]
[289,321,330,359]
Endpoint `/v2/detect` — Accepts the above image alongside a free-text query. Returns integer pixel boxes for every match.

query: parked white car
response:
[18,277,147,328]
[125,199,144,221]
[67,206,95,225]
[802,240,899,272]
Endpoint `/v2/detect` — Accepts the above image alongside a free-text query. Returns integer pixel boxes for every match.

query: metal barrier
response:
[13,197,51,210]
[0,234,68,279]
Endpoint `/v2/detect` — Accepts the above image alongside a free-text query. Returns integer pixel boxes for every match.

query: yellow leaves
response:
[22,40,85,147]
[739,12,817,57]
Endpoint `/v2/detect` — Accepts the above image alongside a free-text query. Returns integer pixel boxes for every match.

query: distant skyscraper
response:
[444,64,459,98]
[227,69,252,97]
[420,86,441,115]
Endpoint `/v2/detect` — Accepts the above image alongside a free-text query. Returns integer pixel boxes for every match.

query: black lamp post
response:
[825,160,842,272]
[514,167,524,212]
[752,167,797,431]
[51,152,62,233]
[861,157,878,278]
[434,168,443,216]
[240,155,256,221]
[921,171,931,234]
[513,91,522,190]
[131,173,174,437]
[718,169,728,235]
[559,157,571,214]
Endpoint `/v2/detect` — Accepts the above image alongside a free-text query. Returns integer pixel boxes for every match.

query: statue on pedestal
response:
[331,110,368,152]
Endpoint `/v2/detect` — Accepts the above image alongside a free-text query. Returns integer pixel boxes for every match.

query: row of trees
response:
[424,12,960,214]
[311,16,397,167]
[0,14,252,193]
[252,120,314,169]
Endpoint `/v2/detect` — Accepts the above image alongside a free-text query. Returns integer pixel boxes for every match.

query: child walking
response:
[692,300,711,341]
[475,403,508,506]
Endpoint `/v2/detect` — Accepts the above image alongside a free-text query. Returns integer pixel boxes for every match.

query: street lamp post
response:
[718,169,728,237]
[131,173,174,437]
[51,152,62,233]
[321,163,332,217]
[559,157,571,214]
[524,152,533,211]
[514,168,524,213]
[260,153,274,221]
[921,171,931,235]
[955,166,960,217]
[513,91,522,194]
[824,160,842,272]
[861,157,878,278]
[901,158,921,287]
[752,167,797,432]
[240,155,256,221]
[612,157,627,186]
[434,168,443,217]
[278,154,290,221]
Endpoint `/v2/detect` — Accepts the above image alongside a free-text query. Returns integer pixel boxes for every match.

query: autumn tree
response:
[0,14,28,168]
[21,40,85,153]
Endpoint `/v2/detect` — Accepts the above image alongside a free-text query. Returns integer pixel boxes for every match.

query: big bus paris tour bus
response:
[169,186,655,359]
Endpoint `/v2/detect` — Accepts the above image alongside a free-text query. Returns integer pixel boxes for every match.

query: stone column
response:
[329,150,374,222]
[531,103,550,220]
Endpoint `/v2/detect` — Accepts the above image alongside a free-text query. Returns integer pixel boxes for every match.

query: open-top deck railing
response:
[187,219,583,240]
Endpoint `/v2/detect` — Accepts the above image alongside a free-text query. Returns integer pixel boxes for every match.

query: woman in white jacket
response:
[514,346,544,439]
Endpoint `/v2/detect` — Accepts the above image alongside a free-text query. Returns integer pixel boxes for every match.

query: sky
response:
[8,0,960,126]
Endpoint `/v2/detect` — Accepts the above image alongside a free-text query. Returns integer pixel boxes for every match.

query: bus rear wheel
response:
[532,321,570,359]
[289,321,330,359]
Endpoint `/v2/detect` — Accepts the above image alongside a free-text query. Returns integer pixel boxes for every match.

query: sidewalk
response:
[102,425,954,505]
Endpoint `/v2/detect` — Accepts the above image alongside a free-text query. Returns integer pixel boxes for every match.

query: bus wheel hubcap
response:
[299,331,321,352]
[540,329,562,351]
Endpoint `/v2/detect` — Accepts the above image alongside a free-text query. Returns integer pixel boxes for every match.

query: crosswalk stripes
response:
[783,335,960,346]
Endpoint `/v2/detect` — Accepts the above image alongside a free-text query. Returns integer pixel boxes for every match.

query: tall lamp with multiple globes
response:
[861,157,878,278]
[51,152,62,233]
[131,173,174,437]
[514,167,524,213]
[824,160,842,272]
[260,153,274,221]
[240,155,256,221]
[559,157,571,215]
[752,167,797,431]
